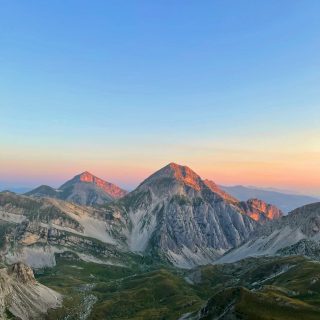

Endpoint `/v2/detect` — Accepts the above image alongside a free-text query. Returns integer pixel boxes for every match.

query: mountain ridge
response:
[217,202,320,264]
[204,179,283,223]
[4,163,284,269]
[220,184,319,213]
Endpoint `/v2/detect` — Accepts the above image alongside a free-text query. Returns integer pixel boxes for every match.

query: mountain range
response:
[4,163,285,269]
[1,162,320,319]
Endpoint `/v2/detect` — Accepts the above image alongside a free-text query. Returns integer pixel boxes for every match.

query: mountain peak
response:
[78,171,97,183]
[67,171,127,199]
[152,162,203,191]
[27,171,127,206]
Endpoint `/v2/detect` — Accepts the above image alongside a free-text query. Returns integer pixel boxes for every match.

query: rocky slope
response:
[108,163,258,268]
[0,191,130,268]
[0,262,61,319]
[217,202,320,264]
[204,180,283,223]
[26,171,127,206]
[238,198,283,222]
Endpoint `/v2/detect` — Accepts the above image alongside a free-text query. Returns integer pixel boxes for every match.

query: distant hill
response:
[220,185,319,213]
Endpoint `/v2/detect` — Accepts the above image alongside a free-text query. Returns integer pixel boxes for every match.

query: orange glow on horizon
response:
[1,135,320,195]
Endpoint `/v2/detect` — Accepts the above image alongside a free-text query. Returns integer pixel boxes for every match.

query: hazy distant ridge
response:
[220,185,319,213]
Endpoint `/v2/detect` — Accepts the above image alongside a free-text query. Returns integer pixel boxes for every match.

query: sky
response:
[0,1,320,195]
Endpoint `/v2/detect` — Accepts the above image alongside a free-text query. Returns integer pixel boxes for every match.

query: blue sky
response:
[1,1,320,194]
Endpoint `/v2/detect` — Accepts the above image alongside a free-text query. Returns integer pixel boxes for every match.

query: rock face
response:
[217,202,320,264]
[204,180,283,223]
[0,192,127,268]
[9,262,36,283]
[238,198,283,222]
[26,171,127,206]
[114,163,257,268]
[0,262,61,319]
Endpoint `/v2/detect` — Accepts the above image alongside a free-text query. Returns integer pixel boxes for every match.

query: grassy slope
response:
[36,255,320,320]
[38,253,199,320]
[194,256,320,320]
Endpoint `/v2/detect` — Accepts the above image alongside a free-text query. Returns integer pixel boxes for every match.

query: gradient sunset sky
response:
[1,1,320,195]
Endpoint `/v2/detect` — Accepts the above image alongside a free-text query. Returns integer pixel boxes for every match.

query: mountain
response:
[217,202,320,264]
[109,163,258,268]
[0,191,134,269]
[204,180,283,223]
[26,171,127,206]
[2,165,283,270]
[0,262,61,319]
[220,185,319,213]
[16,163,283,269]
[26,185,60,198]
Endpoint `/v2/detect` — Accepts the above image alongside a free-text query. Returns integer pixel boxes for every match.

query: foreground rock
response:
[0,262,62,319]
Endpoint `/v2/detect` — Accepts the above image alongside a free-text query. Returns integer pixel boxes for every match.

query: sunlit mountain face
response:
[74,171,127,199]
[26,171,127,206]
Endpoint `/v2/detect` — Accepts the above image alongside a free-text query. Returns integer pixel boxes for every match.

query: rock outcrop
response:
[0,262,61,319]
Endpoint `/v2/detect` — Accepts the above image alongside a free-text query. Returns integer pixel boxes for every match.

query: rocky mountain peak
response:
[8,262,35,284]
[78,171,96,182]
[142,162,204,191]
[62,171,127,199]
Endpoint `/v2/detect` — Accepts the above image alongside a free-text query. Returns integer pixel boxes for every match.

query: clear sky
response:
[1,1,320,195]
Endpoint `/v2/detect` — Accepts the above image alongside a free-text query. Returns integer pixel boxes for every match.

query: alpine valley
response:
[0,163,320,319]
